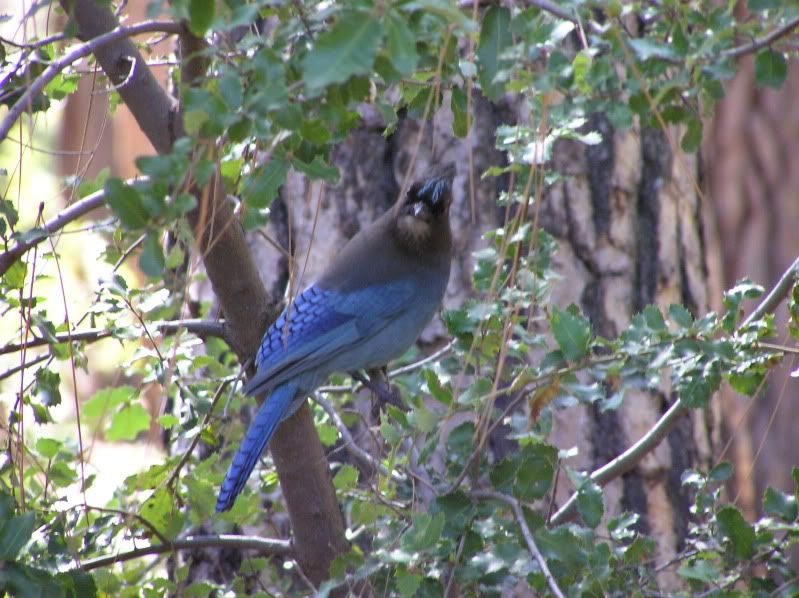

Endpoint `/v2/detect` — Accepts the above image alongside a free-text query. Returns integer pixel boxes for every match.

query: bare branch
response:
[0,20,183,144]
[471,490,565,598]
[0,319,227,355]
[77,534,293,571]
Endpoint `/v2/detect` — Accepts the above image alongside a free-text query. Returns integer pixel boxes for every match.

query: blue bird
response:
[216,167,454,512]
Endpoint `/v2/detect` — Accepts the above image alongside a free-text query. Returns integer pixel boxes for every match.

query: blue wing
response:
[243,281,416,397]
[217,281,416,512]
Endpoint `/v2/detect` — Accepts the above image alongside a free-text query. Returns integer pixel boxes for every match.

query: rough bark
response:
[540,117,718,588]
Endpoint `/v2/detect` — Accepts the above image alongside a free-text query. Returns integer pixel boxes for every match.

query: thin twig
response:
[75,534,292,571]
[165,379,232,490]
[0,318,227,355]
[471,490,565,598]
[312,393,403,481]
[316,341,455,395]
[0,20,183,143]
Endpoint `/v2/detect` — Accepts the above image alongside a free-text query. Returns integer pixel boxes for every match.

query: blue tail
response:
[216,383,299,512]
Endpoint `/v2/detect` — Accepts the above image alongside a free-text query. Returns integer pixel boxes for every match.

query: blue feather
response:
[216,382,299,512]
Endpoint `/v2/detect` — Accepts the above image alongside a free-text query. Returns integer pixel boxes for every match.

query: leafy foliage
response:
[2,0,799,596]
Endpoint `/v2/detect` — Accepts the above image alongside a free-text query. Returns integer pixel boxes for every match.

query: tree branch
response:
[312,392,402,481]
[0,318,227,356]
[471,490,565,598]
[0,177,148,278]
[721,16,799,60]
[0,20,182,145]
[549,254,799,527]
[77,534,293,571]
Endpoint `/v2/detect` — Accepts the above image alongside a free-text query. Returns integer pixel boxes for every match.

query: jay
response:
[216,167,454,512]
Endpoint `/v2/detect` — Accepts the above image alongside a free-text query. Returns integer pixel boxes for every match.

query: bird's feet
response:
[351,368,406,417]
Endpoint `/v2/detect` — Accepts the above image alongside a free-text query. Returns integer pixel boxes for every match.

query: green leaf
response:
[748,0,781,11]
[35,438,62,459]
[107,403,150,441]
[386,11,417,76]
[572,50,592,95]
[476,6,512,101]
[395,568,422,597]
[451,86,468,138]
[48,462,78,487]
[668,304,693,329]
[402,512,445,552]
[677,559,720,584]
[83,386,136,418]
[189,0,215,36]
[217,70,243,110]
[678,373,713,408]
[2,260,26,289]
[577,481,604,528]
[0,511,34,559]
[425,369,452,405]
[244,158,289,209]
[716,505,755,559]
[755,49,787,89]
[628,38,678,62]
[158,414,179,430]
[763,486,798,521]
[535,527,588,569]
[141,488,184,540]
[708,461,734,483]
[317,423,338,446]
[55,570,97,598]
[333,464,359,490]
[139,232,165,278]
[299,119,331,146]
[550,306,591,361]
[681,116,702,153]
[302,11,384,90]
[293,157,340,183]
[105,178,148,229]
[0,198,19,228]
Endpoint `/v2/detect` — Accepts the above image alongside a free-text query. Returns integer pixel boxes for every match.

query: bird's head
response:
[394,165,454,252]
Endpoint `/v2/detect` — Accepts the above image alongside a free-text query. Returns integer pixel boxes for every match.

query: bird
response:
[216,166,455,512]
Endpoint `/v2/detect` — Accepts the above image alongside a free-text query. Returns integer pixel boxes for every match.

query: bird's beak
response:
[413,202,426,217]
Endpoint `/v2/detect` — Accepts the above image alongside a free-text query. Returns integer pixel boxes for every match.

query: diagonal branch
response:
[721,16,799,59]
[471,490,565,598]
[0,177,148,278]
